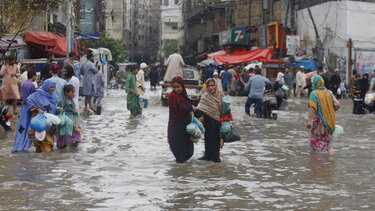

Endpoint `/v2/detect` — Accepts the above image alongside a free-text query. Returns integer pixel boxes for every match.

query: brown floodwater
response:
[1,89,374,210]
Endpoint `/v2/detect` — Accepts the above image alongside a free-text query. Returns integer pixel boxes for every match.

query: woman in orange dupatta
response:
[307,75,340,155]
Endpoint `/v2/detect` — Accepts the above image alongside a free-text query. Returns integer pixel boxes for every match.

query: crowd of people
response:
[0,52,106,153]
[2,49,374,160]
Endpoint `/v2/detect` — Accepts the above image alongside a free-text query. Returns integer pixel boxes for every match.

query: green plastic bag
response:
[186,116,205,139]
[57,111,74,136]
[220,121,231,137]
[221,96,231,115]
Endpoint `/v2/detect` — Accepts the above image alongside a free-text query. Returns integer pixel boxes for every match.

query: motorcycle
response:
[0,106,12,131]
[261,88,288,120]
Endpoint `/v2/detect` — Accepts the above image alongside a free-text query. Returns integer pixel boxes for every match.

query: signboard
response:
[286,35,300,56]
[219,30,231,46]
[356,51,375,76]
[267,22,280,49]
[231,28,249,45]
[219,28,249,46]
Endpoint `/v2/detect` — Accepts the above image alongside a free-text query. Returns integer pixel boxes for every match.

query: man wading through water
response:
[126,66,141,119]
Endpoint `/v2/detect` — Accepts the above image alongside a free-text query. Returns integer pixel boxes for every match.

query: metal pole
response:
[66,0,73,58]
[303,0,323,66]
[278,0,291,72]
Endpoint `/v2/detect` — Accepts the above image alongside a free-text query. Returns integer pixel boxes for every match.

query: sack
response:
[224,125,241,143]
[221,96,231,115]
[30,113,46,132]
[220,121,231,137]
[186,116,205,139]
[57,111,74,136]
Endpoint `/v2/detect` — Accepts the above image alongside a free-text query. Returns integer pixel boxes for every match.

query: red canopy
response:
[24,31,77,57]
[213,49,285,65]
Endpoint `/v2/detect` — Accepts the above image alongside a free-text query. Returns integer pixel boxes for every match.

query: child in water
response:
[57,84,82,148]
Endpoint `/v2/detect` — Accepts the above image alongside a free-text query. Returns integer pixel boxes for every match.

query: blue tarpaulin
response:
[286,60,317,71]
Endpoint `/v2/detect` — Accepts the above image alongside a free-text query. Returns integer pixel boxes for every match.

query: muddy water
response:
[1,89,375,210]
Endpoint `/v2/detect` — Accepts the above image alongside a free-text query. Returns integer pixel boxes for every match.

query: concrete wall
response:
[297,1,375,81]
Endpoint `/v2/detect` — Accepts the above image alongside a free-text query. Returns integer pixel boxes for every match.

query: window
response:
[175,0,179,4]
[80,5,85,19]
[164,0,169,6]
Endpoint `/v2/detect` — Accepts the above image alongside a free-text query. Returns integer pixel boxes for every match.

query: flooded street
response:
[1,89,375,210]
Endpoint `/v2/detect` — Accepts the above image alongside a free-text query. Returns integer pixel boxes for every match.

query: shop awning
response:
[213,49,284,65]
[286,60,317,71]
[25,31,77,57]
[0,37,26,50]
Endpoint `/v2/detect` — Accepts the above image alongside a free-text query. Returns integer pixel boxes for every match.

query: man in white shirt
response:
[296,66,307,98]
[137,63,147,115]
[163,49,185,82]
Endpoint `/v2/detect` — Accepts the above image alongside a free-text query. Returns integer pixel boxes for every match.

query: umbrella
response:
[200,59,215,66]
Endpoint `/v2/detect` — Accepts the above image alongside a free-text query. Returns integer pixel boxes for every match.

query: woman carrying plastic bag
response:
[195,78,227,163]
[12,80,58,153]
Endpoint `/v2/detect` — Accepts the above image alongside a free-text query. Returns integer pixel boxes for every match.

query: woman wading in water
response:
[307,75,340,155]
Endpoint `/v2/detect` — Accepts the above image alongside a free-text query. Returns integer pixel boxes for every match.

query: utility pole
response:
[303,0,324,67]
[278,0,291,72]
[66,0,73,58]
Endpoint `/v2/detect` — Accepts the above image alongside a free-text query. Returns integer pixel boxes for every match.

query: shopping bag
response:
[331,125,344,142]
[221,96,231,115]
[186,116,205,139]
[220,121,231,137]
[223,125,241,143]
[57,111,74,136]
[45,113,61,125]
[30,113,46,132]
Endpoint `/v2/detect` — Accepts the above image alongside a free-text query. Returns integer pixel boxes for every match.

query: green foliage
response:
[163,40,178,58]
[87,34,127,65]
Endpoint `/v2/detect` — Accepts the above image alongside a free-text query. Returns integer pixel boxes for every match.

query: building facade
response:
[160,0,181,59]
[124,0,158,63]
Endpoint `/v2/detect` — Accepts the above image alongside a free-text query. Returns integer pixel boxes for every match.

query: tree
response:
[163,40,178,58]
[87,34,127,65]
[0,0,65,59]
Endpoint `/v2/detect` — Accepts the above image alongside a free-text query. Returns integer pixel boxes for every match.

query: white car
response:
[161,66,203,106]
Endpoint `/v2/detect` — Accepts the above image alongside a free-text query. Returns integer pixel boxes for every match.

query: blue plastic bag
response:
[186,116,205,139]
[30,113,46,132]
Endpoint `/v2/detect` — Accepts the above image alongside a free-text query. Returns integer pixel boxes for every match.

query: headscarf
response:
[359,73,369,97]
[197,78,224,122]
[57,85,81,129]
[168,76,192,135]
[12,80,57,152]
[308,75,336,134]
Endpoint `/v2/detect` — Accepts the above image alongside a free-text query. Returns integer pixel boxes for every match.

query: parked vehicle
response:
[0,106,12,131]
[161,66,203,106]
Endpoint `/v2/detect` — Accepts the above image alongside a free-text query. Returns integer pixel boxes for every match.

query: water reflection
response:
[305,153,335,184]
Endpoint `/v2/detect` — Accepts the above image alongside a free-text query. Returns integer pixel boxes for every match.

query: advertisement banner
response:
[230,28,249,45]
[267,22,280,49]
[219,28,249,46]
[356,51,375,76]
